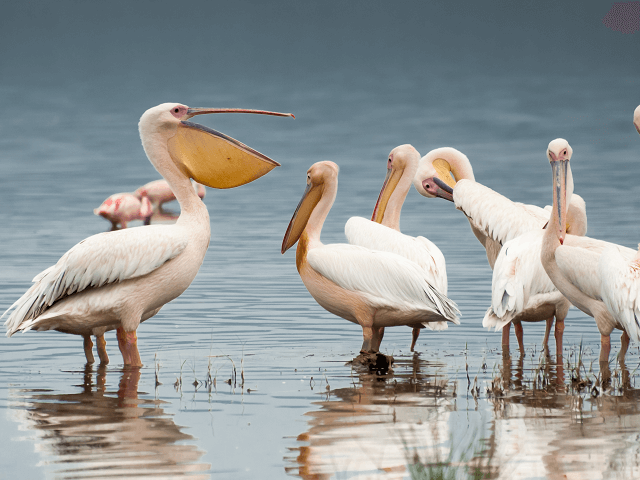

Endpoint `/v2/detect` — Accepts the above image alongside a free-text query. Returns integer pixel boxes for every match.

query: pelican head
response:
[547,138,573,245]
[371,144,419,224]
[412,147,473,202]
[281,161,339,254]
[139,103,294,189]
[634,105,640,136]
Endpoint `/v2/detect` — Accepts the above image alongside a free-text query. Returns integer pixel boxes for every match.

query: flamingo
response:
[281,161,460,354]
[94,192,153,230]
[133,179,206,215]
[344,144,449,352]
[541,138,639,362]
[3,103,293,366]
[413,147,588,351]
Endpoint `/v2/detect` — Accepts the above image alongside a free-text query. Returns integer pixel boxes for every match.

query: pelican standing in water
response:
[3,103,293,366]
[542,138,639,362]
[413,147,587,352]
[345,145,449,351]
[281,161,459,354]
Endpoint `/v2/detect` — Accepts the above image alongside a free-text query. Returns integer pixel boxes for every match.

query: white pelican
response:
[3,103,293,366]
[541,138,638,362]
[634,104,640,135]
[344,144,449,351]
[94,192,153,230]
[485,194,587,356]
[413,147,588,351]
[281,161,460,353]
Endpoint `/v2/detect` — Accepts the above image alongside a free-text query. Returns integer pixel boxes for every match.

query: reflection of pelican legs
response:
[118,366,142,400]
[117,327,142,367]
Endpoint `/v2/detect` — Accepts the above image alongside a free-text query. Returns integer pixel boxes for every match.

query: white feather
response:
[453,179,548,247]
[307,244,460,324]
[599,246,640,342]
[345,217,447,293]
[486,231,560,331]
[3,225,188,336]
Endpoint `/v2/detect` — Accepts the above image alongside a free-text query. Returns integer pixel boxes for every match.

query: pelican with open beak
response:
[4,103,293,366]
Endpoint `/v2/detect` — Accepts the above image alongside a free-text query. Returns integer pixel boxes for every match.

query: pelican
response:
[634,104,640,135]
[345,145,449,351]
[134,179,206,214]
[281,161,460,354]
[541,138,638,362]
[94,192,153,230]
[3,103,293,366]
[413,147,588,351]
[485,194,587,356]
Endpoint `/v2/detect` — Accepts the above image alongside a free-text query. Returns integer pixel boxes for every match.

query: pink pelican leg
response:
[96,334,109,364]
[117,327,142,367]
[83,335,95,364]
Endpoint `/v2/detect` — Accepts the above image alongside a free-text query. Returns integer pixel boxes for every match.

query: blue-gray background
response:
[0,1,638,479]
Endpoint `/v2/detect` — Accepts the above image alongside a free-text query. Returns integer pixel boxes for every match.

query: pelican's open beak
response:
[431,177,455,202]
[371,165,402,223]
[281,182,323,254]
[168,108,294,189]
[550,157,568,245]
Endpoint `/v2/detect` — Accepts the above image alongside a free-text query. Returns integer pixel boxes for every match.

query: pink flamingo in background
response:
[134,179,206,214]
[94,193,153,230]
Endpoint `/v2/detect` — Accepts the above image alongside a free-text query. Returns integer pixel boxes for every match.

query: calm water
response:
[1,1,640,478]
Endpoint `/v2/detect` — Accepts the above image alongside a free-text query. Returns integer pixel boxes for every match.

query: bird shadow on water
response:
[7,363,211,479]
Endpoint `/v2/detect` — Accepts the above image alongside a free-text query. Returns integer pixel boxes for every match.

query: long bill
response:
[371,166,401,223]
[551,159,568,245]
[281,183,323,254]
[168,108,294,189]
[432,177,455,202]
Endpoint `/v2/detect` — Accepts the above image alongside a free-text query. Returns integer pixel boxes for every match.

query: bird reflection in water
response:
[286,355,493,480]
[9,365,210,479]
[484,352,640,479]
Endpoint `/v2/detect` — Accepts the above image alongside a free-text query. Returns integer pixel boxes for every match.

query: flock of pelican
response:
[2,103,640,367]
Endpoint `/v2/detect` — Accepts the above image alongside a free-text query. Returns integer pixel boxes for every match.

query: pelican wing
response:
[345,217,447,293]
[453,179,548,246]
[553,235,628,302]
[307,244,459,323]
[3,225,188,335]
[599,246,640,342]
[485,231,557,330]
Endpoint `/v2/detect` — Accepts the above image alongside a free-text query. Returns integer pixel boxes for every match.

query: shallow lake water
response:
[1,2,640,478]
